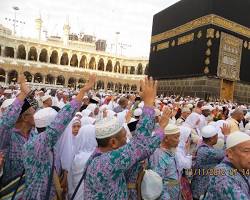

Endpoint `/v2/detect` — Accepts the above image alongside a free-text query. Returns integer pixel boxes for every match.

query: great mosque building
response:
[0,17,148,93]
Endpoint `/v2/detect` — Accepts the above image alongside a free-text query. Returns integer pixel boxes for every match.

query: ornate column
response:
[42,76,46,84]
[58,51,62,65]
[25,46,29,60]
[37,49,41,62]
[68,52,72,67]
[47,50,51,63]
[5,72,8,85]
[14,47,17,59]
[104,79,107,91]
[77,53,81,68]
[0,46,5,57]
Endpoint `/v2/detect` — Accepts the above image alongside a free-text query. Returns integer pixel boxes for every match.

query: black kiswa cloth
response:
[20,98,32,115]
[128,120,139,132]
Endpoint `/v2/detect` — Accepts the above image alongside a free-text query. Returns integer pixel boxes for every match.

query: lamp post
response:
[13,6,19,35]
[115,32,120,55]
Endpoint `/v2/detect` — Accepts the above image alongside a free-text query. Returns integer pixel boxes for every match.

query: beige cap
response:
[182,107,191,113]
[226,131,250,149]
[95,117,123,139]
[41,95,52,102]
[164,124,180,135]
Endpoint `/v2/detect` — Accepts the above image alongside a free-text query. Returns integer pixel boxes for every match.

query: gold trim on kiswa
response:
[151,14,250,44]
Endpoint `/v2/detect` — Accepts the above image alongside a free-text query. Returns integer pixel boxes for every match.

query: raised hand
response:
[76,74,96,102]
[159,107,172,129]
[82,74,96,92]
[140,77,157,107]
[17,74,31,101]
[221,123,231,136]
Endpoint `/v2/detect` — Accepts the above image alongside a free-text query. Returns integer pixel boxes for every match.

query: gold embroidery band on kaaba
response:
[151,14,250,44]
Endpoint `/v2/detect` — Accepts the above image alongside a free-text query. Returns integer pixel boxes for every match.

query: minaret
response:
[35,14,43,40]
[63,17,70,46]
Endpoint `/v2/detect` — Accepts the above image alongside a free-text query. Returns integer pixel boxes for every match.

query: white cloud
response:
[0,0,180,57]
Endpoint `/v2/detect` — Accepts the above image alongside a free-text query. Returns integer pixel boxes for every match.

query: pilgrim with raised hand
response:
[0,74,35,200]
[83,77,170,200]
[0,73,95,200]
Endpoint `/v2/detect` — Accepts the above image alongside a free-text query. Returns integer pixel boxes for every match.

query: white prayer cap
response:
[163,100,168,104]
[245,123,250,131]
[4,89,12,94]
[134,108,142,117]
[154,109,161,117]
[201,125,217,138]
[186,104,193,109]
[1,98,15,109]
[34,107,58,128]
[201,105,213,111]
[182,107,191,113]
[41,95,52,102]
[164,124,180,135]
[138,102,144,108]
[71,95,76,99]
[95,117,123,139]
[226,131,250,149]
[245,113,250,121]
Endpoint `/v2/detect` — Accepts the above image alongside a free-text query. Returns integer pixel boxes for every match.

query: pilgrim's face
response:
[228,140,250,170]
[44,98,52,107]
[202,109,211,117]
[182,111,191,119]
[165,133,180,148]
[94,107,99,115]
[22,107,36,126]
[72,122,81,136]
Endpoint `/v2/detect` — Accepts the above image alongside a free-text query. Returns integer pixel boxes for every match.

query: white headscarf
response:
[81,109,92,117]
[68,125,97,199]
[86,104,97,113]
[74,125,97,154]
[176,126,192,171]
[56,117,81,172]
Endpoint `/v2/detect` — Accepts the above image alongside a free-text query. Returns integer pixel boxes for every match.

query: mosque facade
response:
[0,20,147,93]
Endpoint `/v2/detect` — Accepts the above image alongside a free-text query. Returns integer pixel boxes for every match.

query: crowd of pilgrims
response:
[0,73,249,200]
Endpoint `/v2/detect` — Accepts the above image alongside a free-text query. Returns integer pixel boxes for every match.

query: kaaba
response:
[149,0,250,103]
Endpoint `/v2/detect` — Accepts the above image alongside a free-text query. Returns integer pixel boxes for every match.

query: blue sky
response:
[0,0,180,57]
